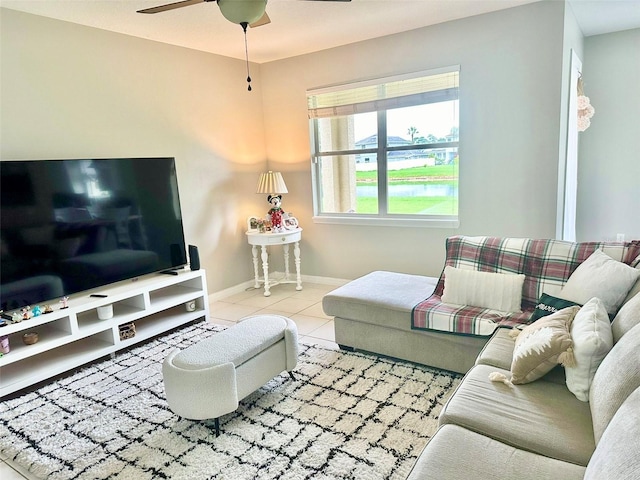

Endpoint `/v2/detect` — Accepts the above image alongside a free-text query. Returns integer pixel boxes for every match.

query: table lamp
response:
[256,171,288,231]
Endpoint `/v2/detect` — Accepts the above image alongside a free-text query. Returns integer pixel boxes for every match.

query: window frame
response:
[308,67,460,228]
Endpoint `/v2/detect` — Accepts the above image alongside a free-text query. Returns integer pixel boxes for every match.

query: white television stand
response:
[0,269,209,398]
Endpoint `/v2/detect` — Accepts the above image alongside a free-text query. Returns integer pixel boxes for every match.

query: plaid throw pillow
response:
[530,293,581,322]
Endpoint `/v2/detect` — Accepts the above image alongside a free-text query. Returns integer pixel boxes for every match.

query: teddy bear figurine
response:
[267,194,284,232]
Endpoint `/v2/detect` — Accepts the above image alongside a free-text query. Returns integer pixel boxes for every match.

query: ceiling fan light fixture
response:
[217,0,267,25]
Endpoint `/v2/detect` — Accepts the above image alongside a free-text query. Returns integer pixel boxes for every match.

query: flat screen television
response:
[1,157,187,312]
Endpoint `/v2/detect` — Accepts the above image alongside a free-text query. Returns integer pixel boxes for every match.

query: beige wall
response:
[261,1,566,279]
[578,28,640,241]
[0,8,267,293]
[3,2,633,293]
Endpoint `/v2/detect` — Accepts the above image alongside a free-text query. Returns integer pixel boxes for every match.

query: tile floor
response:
[1,281,340,479]
[209,281,339,349]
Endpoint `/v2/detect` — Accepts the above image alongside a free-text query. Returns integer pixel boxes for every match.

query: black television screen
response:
[0,157,187,311]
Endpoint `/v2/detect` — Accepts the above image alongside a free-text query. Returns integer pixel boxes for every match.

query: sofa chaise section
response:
[323,270,487,373]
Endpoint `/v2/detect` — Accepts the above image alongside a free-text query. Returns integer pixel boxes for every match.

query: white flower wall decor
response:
[577,76,595,132]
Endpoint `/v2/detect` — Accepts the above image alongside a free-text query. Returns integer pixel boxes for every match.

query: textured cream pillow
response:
[565,298,613,402]
[510,306,580,384]
[441,266,525,313]
[559,250,640,315]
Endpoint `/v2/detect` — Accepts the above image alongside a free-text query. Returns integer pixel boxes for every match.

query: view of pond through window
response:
[309,68,459,220]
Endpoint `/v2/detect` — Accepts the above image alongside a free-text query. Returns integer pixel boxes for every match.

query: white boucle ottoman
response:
[163,315,299,435]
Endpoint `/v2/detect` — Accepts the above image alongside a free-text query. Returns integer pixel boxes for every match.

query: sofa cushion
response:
[510,306,579,384]
[611,292,640,344]
[407,424,586,480]
[529,293,581,322]
[589,322,640,443]
[622,272,640,305]
[584,386,640,480]
[558,249,640,316]
[475,328,515,370]
[565,298,613,402]
[439,364,595,466]
[441,266,525,313]
[322,271,438,332]
[476,328,566,384]
[621,243,640,305]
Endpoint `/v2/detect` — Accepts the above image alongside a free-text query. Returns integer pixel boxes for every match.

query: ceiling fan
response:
[137,0,352,29]
[137,0,351,91]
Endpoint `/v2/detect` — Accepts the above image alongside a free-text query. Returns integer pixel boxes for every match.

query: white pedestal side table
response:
[246,228,302,296]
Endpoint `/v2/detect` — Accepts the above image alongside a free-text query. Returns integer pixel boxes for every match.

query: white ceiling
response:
[1,0,639,63]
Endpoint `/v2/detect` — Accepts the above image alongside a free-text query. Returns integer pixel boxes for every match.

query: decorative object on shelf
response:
[256,171,289,232]
[247,216,267,233]
[22,332,39,345]
[119,322,136,341]
[97,304,114,320]
[21,306,32,320]
[0,335,9,354]
[43,304,54,314]
[32,305,42,317]
[60,296,69,309]
[267,195,285,232]
[11,312,22,323]
[577,75,595,132]
[185,300,196,312]
[283,214,299,230]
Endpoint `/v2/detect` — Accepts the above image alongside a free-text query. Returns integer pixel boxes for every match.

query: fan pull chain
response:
[241,22,252,92]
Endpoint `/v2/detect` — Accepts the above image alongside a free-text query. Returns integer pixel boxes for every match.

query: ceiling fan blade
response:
[250,11,271,28]
[137,0,206,14]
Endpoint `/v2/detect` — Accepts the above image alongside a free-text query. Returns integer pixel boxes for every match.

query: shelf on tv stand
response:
[0,269,209,398]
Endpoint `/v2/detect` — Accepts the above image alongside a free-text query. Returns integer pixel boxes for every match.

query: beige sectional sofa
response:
[407,294,640,479]
[323,235,640,478]
[323,236,640,373]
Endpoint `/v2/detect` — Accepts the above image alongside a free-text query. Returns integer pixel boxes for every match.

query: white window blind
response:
[307,67,459,119]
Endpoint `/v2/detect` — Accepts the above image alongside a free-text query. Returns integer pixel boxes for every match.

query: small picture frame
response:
[247,216,261,233]
[283,215,299,230]
[247,216,268,233]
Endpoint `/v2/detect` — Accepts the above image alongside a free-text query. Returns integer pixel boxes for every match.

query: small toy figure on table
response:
[60,296,69,309]
[267,195,284,232]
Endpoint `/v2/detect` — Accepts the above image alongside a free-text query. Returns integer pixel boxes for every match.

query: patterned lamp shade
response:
[256,171,288,194]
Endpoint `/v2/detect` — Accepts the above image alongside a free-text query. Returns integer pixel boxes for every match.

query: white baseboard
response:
[208,273,350,303]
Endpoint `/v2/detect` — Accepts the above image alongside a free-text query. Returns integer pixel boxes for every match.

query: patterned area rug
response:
[0,322,461,480]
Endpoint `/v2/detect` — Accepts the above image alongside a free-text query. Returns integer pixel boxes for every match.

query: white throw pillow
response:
[441,266,525,313]
[565,297,613,402]
[558,249,640,315]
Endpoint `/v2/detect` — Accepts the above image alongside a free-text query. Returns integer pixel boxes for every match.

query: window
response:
[308,67,459,226]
